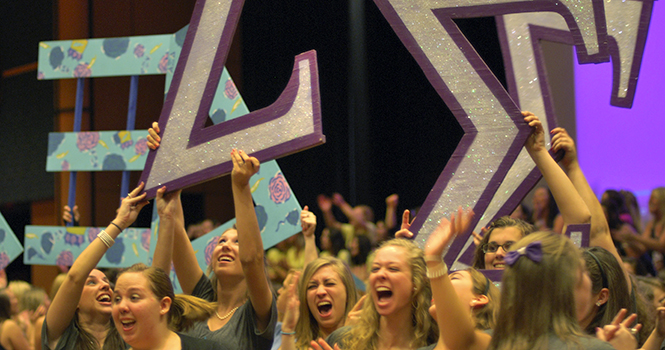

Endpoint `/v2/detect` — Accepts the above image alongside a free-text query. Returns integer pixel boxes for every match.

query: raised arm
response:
[317,194,342,231]
[145,121,203,294]
[302,205,319,266]
[424,208,490,350]
[45,183,148,344]
[551,127,632,290]
[151,186,182,272]
[384,194,399,231]
[332,193,369,230]
[279,272,301,350]
[523,112,591,231]
[231,149,273,329]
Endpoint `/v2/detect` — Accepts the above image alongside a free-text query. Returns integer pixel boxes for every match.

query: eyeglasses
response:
[482,241,515,253]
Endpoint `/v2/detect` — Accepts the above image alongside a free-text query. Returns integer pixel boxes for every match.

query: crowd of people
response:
[1,113,665,350]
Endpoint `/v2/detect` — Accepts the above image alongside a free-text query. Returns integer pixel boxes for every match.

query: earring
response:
[596,301,602,306]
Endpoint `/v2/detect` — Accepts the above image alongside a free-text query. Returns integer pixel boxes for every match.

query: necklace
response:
[215,305,240,321]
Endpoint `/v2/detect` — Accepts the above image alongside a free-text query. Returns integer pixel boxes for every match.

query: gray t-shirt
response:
[41,318,128,350]
[185,274,277,350]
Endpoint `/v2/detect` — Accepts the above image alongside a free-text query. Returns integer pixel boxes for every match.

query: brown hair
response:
[295,257,358,349]
[472,216,535,269]
[117,263,215,332]
[489,232,585,350]
[465,268,499,330]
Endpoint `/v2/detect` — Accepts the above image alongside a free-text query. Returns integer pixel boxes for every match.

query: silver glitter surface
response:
[146,3,314,189]
[387,0,600,255]
[390,0,524,250]
[605,0,646,98]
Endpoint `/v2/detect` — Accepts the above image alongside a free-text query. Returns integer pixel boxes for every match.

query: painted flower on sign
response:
[77,132,100,152]
[269,172,291,204]
[73,63,92,77]
[204,236,220,266]
[56,250,73,268]
[135,138,148,155]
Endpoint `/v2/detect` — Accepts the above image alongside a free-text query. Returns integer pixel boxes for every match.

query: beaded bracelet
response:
[97,230,116,248]
[426,261,448,279]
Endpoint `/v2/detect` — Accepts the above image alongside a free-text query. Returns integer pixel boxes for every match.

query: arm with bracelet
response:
[423,207,491,350]
[44,182,149,350]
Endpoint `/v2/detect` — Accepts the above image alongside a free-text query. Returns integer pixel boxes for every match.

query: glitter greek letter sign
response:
[138,0,324,199]
[371,0,609,265]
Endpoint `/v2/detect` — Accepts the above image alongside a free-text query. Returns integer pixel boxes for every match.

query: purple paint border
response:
[608,1,654,108]
[435,1,608,63]
[139,0,323,199]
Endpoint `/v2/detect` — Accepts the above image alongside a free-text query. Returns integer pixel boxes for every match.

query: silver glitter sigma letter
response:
[139,0,324,198]
[372,0,609,267]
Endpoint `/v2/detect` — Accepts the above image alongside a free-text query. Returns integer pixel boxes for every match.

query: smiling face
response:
[112,272,170,348]
[306,265,348,335]
[484,227,523,270]
[77,269,112,316]
[369,246,413,317]
[212,229,243,277]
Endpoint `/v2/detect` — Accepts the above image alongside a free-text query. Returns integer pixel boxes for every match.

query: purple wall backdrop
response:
[575,4,664,217]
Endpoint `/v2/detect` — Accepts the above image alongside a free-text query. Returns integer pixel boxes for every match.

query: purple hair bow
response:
[504,241,543,266]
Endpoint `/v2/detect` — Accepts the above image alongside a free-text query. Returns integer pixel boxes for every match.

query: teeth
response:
[218,256,233,262]
[98,295,111,302]
[376,287,390,292]
[121,320,134,325]
[317,301,331,307]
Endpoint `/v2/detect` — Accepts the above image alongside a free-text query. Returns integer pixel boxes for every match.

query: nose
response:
[496,246,507,258]
[316,284,328,297]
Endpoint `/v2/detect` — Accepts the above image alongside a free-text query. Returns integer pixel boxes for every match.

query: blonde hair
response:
[464,268,499,330]
[118,263,215,332]
[342,239,437,349]
[489,232,585,350]
[21,287,48,312]
[295,257,358,349]
[651,187,665,220]
[8,280,31,312]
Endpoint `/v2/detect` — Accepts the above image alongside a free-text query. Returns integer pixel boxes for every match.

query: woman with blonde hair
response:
[280,256,358,350]
[315,238,437,350]
[112,263,226,349]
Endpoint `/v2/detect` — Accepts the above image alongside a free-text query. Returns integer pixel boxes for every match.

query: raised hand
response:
[595,309,639,350]
[345,294,366,326]
[309,338,341,350]
[551,127,577,168]
[63,205,80,224]
[317,194,333,212]
[523,111,546,154]
[424,207,474,258]
[147,121,161,150]
[230,149,260,187]
[114,182,150,229]
[394,210,414,239]
[155,186,182,219]
[282,272,301,333]
[332,193,345,207]
[301,205,317,238]
[385,194,399,207]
